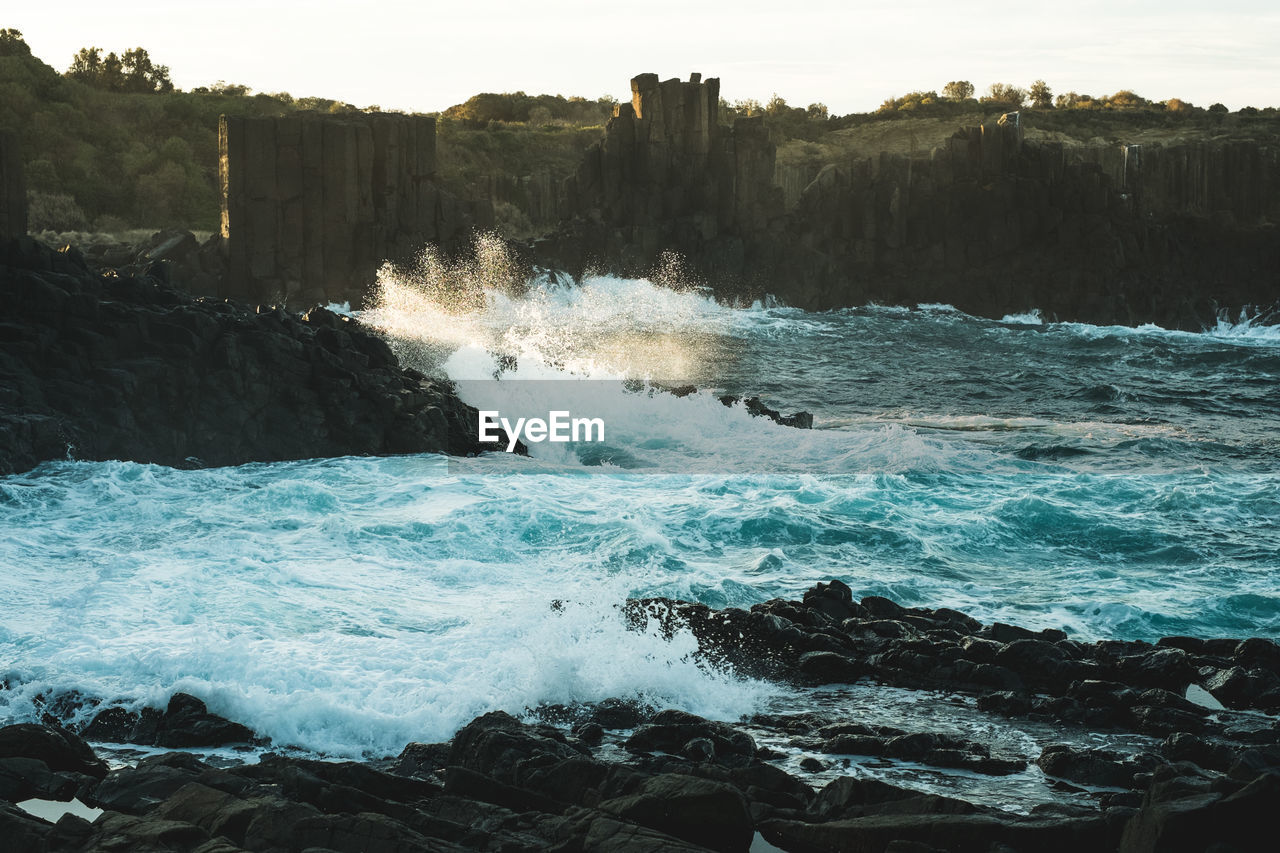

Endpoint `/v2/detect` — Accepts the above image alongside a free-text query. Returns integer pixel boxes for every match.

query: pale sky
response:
[8,1,1279,113]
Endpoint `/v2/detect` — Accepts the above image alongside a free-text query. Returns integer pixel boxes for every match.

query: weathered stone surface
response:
[6,582,1279,853]
[598,772,753,853]
[220,113,491,308]
[0,237,510,474]
[526,75,1280,330]
[0,724,107,779]
[625,709,757,766]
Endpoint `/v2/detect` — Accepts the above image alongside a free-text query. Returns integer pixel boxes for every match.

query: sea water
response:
[2,264,1278,764]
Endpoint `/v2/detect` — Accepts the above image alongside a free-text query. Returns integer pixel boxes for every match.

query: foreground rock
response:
[0,237,507,474]
[628,580,1280,726]
[2,584,1276,851]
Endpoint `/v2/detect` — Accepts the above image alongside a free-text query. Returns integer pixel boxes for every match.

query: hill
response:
[2,30,1277,240]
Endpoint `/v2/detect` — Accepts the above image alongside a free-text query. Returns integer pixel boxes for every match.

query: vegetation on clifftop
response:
[2,28,1276,236]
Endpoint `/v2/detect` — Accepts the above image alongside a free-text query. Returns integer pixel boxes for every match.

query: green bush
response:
[27,190,88,231]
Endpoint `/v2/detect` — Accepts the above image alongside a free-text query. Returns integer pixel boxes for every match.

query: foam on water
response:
[3,258,1278,757]
[0,459,776,757]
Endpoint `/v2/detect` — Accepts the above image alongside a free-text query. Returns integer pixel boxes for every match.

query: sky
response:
[8,1,1279,114]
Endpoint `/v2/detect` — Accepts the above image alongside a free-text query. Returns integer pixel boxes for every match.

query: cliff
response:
[526,74,1279,328]
[0,236,501,475]
[220,113,492,308]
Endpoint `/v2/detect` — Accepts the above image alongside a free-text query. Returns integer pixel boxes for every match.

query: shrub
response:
[27,190,88,231]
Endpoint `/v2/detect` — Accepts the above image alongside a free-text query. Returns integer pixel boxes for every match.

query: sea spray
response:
[3,254,1278,758]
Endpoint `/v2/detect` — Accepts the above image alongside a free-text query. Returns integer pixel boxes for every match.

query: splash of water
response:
[364,237,748,382]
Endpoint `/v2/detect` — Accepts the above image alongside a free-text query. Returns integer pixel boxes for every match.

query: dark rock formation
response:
[527,73,1280,329]
[220,113,492,309]
[623,587,1280,742]
[1,583,1277,852]
[530,73,783,289]
[82,694,256,749]
[0,129,25,239]
[721,395,814,429]
[0,236,510,475]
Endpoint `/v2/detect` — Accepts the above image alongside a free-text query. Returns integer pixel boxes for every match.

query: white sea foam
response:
[4,251,1278,759]
[1000,309,1044,325]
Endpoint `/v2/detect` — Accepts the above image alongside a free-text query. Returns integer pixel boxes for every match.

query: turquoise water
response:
[1,273,1277,757]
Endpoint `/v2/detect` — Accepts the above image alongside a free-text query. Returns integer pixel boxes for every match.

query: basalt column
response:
[220,113,479,308]
[0,130,26,238]
[547,72,783,275]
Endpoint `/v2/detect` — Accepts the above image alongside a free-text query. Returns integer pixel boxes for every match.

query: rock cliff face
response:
[219,114,492,309]
[0,236,501,475]
[528,75,1279,328]
[746,126,1279,326]
[0,130,25,239]
[531,73,784,278]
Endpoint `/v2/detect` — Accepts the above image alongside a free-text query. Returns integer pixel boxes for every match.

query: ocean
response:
[2,265,1278,776]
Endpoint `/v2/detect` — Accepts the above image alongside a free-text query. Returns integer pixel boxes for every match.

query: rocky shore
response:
[0,236,504,475]
[2,582,1276,852]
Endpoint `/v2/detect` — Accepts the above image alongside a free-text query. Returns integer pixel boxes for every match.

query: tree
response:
[1028,80,1052,108]
[982,83,1026,108]
[66,46,172,93]
[942,80,974,100]
[806,102,829,121]
[1106,90,1148,109]
[119,47,173,93]
[0,28,31,57]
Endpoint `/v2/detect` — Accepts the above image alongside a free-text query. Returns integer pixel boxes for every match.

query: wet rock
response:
[443,765,566,816]
[572,722,605,746]
[1118,647,1197,691]
[389,741,451,778]
[75,809,218,852]
[1204,665,1280,710]
[797,650,863,684]
[802,580,864,621]
[761,811,1114,853]
[448,711,585,785]
[0,802,54,852]
[1036,745,1162,789]
[1160,733,1237,773]
[82,694,256,748]
[89,752,211,814]
[986,622,1067,644]
[598,772,753,853]
[1119,771,1280,853]
[0,724,107,779]
[719,394,814,429]
[155,694,257,748]
[1228,745,1280,782]
[625,709,756,766]
[1233,638,1280,674]
[556,810,712,851]
[589,697,652,730]
[798,756,826,772]
[0,756,89,803]
[809,777,978,821]
[0,237,510,475]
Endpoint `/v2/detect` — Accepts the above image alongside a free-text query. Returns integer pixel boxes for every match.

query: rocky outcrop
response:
[0,236,507,475]
[530,73,783,280]
[0,129,25,239]
[2,585,1277,851]
[626,580,1280,729]
[219,113,492,309]
[526,73,1280,329]
[745,128,1280,327]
